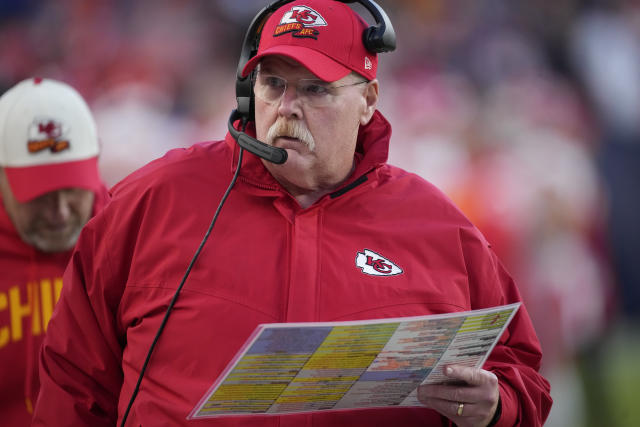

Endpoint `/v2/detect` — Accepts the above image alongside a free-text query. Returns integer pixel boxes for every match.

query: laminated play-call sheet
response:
[189,303,520,419]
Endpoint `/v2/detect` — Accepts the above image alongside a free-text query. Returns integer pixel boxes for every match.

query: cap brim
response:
[242,45,352,82]
[4,156,102,203]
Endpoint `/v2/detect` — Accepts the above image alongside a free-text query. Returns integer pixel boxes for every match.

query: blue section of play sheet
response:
[247,327,332,354]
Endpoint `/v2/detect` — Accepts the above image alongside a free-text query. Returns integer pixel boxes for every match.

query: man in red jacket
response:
[33,1,551,426]
[0,77,108,426]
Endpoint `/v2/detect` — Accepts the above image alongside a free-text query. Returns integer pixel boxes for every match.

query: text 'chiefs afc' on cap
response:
[242,0,378,82]
[0,77,101,203]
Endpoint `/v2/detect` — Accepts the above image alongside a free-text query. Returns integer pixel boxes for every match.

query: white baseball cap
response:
[0,77,102,202]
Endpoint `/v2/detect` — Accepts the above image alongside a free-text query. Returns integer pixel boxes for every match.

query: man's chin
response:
[24,228,81,253]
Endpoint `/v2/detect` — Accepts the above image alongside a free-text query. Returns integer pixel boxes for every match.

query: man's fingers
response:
[418,366,500,425]
[416,393,479,420]
[418,383,471,403]
[418,366,497,402]
[444,365,497,388]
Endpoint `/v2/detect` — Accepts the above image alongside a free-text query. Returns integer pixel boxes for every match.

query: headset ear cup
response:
[356,0,396,53]
[235,76,253,122]
[249,70,256,122]
[362,27,377,52]
[362,25,394,53]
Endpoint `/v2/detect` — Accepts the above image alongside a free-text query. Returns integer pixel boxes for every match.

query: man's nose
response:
[42,191,72,222]
[277,85,303,118]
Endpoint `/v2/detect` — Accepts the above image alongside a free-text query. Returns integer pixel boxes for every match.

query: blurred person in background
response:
[0,78,108,426]
[568,1,640,426]
[570,0,640,324]
[32,1,550,426]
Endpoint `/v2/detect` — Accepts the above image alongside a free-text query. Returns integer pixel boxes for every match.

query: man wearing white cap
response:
[0,77,108,425]
[34,1,550,426]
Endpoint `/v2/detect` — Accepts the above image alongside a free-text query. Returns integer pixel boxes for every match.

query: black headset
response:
[228,0,396,165]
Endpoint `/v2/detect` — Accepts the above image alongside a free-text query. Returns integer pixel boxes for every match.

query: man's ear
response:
[360,79,379,125]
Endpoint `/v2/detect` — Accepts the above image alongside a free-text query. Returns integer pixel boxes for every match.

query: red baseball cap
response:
[0,78,102,203]
[242,0,378,82]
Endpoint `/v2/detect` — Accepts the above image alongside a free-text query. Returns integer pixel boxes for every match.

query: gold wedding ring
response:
[457,402,464,416]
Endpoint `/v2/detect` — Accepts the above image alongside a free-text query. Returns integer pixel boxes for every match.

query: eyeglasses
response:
[253,72,368,107]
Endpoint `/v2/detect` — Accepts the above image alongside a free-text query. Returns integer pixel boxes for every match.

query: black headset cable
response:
[120,126,247,426]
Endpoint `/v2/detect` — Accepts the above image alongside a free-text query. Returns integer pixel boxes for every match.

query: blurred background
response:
[1,0,638,425]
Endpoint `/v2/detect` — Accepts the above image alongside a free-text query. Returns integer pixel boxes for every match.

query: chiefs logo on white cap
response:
[27,117,71,154]
[275,6,327,39]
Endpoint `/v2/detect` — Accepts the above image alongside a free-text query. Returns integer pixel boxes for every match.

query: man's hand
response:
[417,365,500,427]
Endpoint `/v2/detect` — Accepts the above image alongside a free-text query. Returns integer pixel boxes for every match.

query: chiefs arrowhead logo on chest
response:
[355,249,403,277]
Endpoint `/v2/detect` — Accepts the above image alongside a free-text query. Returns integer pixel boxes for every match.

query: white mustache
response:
[266,118,315,152]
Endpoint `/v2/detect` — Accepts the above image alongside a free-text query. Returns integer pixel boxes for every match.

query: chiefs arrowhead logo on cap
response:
[356,249,403,277]
[27,118,71,154]
[274,5,327,40]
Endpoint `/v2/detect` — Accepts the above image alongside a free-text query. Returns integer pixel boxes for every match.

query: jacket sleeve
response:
[461,226,552,426]
[32,212,124,426]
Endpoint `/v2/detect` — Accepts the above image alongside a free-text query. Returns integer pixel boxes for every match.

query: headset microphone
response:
[228,109,288,164]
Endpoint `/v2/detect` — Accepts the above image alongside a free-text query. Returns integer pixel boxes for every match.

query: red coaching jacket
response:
[33,111,551,426]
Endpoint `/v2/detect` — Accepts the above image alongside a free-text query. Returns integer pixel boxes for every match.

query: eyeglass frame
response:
[252,71,369,108]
